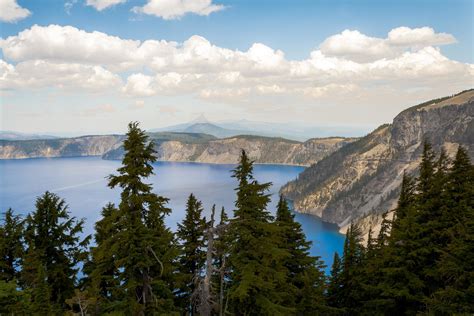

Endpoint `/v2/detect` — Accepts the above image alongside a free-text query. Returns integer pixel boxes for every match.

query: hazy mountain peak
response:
[192,114,210,124]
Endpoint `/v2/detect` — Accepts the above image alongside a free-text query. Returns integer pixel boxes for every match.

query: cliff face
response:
[104,135,355,166]
[281,90,474,227]
[0,135,124,159]
[0,133,354,167]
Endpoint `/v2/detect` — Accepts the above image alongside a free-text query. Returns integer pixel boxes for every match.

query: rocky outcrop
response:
[104,135,355,166]
[281,89,474,228]
[0,135,124,159]
[0,133,355,167]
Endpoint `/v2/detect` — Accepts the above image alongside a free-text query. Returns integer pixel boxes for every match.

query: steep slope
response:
[281,89,474,229]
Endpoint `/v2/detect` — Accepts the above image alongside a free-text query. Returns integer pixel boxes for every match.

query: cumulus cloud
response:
[320,26,458,63]
[0,59,122,91]
[86,0,127,11]
[0,24,472,103]
[132,0,225,20]
[0,0,31,23]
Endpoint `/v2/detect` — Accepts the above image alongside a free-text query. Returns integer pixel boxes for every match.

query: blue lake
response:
[0,156,344,271]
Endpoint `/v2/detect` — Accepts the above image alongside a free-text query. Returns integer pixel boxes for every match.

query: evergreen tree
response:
[106,122,178,314]
[228,150,291,315]
[214,206,230,316]
[22,191,89,311]
[176,193,206,314]
[327,252,343,309]
[86,203,122,312]
[339,223,364,311]
[275,195,326,314]
[0,209,24,282]
[429,146,474,313]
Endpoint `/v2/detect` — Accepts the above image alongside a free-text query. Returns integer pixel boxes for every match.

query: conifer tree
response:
[228,150,291,315]
[176,193,206,314]
[22,191,89,311]
[106,122,177,314]
[429,146,474,313]
[85,203,122,311]
[214,207,230,316]
[275,195,326,314]
[0,209,24,282]
[327,252,343,309]
[339,223,364,311]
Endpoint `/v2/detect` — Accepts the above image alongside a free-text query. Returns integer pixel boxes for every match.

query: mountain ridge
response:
[281,89,474,235]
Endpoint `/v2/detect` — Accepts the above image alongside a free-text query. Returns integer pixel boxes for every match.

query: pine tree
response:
[0,209,24,282]
[106,122,178,314]
[228,150,291,315]
[429,146,474,313]
[275,195,326,314]
[85,203,122,312]
[214,207,230,316]
[327,252,343,309]
[22,191,89,311]
[176,193,206,314]
[339,223,364,311]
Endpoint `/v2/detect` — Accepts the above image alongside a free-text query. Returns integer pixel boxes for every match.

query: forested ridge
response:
[1,123,473,315]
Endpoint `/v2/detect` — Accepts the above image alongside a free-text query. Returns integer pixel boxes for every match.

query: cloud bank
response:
[0,25,472,105]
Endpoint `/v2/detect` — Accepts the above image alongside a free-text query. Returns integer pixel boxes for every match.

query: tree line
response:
[1,123,473,315]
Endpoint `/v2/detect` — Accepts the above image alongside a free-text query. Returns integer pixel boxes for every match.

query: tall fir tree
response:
[104,122,178,315]
[176,193,206,314]
[275,195,326,314]
[22,191,89,311]
[429,146,474,313]
[228,150,291,315]
[0,209,24,282]
[327,252,343,309]
[85,203,122,312]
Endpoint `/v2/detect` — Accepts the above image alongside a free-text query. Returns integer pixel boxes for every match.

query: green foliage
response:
[228,150,292,315]
[0,209,24,282]
[176,193,206,313]
[275,196,327,314]
[97,122,178,314]
[23,191,90,310]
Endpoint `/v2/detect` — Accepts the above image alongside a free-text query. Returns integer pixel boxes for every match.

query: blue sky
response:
[0,0,473,135]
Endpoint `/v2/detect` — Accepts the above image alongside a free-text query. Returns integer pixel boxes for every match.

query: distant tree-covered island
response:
[1,123,473,315]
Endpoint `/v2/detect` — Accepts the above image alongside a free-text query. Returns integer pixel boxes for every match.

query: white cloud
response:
[0,0,31,23]
[0,59,122,91]
[0,24,472,105]
[86,0,127,11]
[320,26,458,63]
[132,0,225,20]
[387,26,456,47]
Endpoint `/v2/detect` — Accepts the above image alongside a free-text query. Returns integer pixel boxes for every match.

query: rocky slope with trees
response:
[281,89,474,235]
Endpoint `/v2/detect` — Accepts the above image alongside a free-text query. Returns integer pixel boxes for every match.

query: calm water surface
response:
[0,156,344,271]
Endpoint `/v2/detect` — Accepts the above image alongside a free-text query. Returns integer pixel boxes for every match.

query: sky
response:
[0,0,473,135]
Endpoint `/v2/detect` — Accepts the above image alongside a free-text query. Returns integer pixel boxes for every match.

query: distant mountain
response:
[0,131,57,141]
[150,116,371,141]
[281,89,474,239]
[182,123,247,138]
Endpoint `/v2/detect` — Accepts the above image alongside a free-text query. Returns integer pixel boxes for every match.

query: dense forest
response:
[1,123,473,315]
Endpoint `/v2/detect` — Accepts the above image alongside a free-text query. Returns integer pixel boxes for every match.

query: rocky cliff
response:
[0,133,354,167]
[0,135,125,159]
[281,89,474,230]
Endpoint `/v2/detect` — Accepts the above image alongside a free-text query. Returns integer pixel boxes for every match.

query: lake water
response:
[0,156,344,271]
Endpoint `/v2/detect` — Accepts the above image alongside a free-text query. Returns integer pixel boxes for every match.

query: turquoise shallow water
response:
[0,156,344,271]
